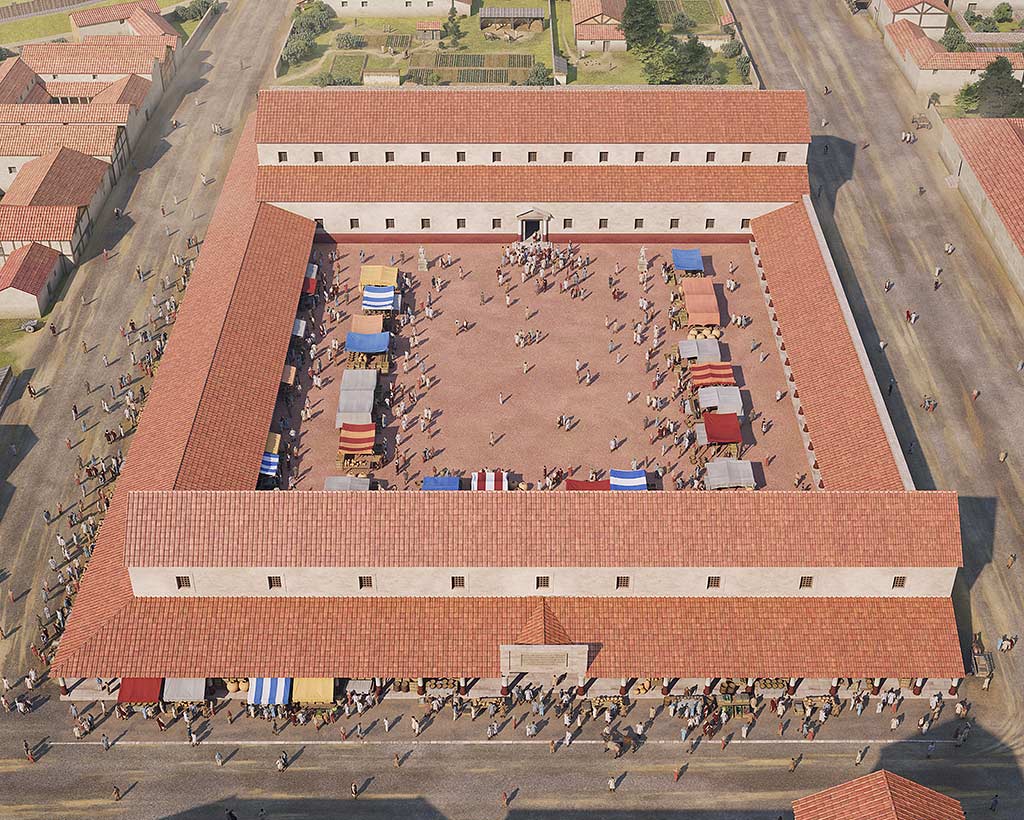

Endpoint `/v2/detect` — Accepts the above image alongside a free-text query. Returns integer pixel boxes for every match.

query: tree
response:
[442,4,464,46]
[637,40,684,84]
[293,2,334,36]
[720,38,743,59]
[993,2,1014,23]
[940,22,974,52]
[622,0,662,49]
[974,55,1024,116]
[281,33,314,65]
[524,63,552,85]
[973,15,999,32]
[670,11,694,34]
[1013,41,1024,52]
[676,35,712,83]
[955,81,981,114]
[0,46,13,61]
[736,53,751,82]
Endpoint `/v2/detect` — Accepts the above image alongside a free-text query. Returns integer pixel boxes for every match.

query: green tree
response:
[670,11,694,34]
[940,22,974,52]
[524,63,552,85]
[281,33,314,65]
[637,40,683,84]
[312,69,336,86]
[0,47,12,60]
[974,15,999,32]
[677,34,712,83]
[993,2,1014,23]
[736,53,751,82]
[955,81,981,114]
[721,38,743,59]
[622,0,662,49]
[442,4,464,45]
[974,55,1024,116]
[1013,40,1024,52]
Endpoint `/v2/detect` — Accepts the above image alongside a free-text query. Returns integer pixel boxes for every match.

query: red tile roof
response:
[20,40,168,76]
[515,600,573,645]
[126,8,180,39]
[572,0,625,25]
[86,32,179,51]
[575,23,625,40]
[42,81,112,100]
[89,74,152,106]
[887,20,1024,69]
[0,103,132,124]
[0,57,40,104]
[0,205,81,242]
[946,117,1024,256]
[52,595,964,679]
[793,770,965,820]
[2,147,109,207]
[257,164,811,204]
[0,241,61,295]
[883,0,948,13]
[751,200,907,491]
[122,489,962,568]
[70,0,159,27]
[415,20,442,30]
[0,123,121,158]
[54,119,315,673]
[255,88,812,145]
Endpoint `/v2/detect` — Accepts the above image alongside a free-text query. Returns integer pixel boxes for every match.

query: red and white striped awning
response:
[471,470,508,491]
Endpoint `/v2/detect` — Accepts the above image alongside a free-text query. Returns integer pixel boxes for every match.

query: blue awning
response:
[247,678,291,705]
[609,469,647,490]
[422,475,461,491]
[362,285,396,311]
[672,248,704,272]
[259,452,280,476]
[346,331,390,354]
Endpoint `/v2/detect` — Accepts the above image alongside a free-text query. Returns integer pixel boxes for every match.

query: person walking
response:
[788,756,798,772]
[101,733,110,751]
[351,781,359,799]
[608,777,617,792]
[989,794,999,811]
[111,786,121,802]
[855,747,865,766]
[215,750,224,767]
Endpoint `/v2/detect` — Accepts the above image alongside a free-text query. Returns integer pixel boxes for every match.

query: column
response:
[459,677,468,696]
[948,677,962,697]
[702,677,714,696]
[618,677,628,697]
[373,677,383,699]
[912,677,925,696]
[786,677,798,696]
[576,674,586,697]
[871,677,884,696]
[661,677,671,696]
[829,678,840,696]
[59,677,69,696]
[500,675,509,697]
[745,677,755,696]
[416,677,425,696]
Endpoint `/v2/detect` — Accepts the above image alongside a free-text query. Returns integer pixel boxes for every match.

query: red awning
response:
[702,412,743,444]
[690,363,736,388]
[681,277,720,327]
[117,677,162,703]
[339,422,375,454]
[302,276,316,295]
[565,478,611,490]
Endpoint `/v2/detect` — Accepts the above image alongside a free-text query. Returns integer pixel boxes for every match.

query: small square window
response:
[426,0,433,5]
[349,151,359,162]
[91,74,97,80]
[705,218,715,229]
[706,575,721,589]
[634,151,644,162]
[705,151,716,162]
[741,151,751,163]
[385,218,395,229]
[799,575,814,589]
[615,576,630,589]
[313,151,323,163]
[492,218,502,229]
[892,575,907,589]
[7,166,15,174]
[563,151,573,162]
[740,218,751,229]
[670,151,680,162]
[340,1,346,5]
[350,218,360,229]
[385,151,395,163]
[175,575,191,589]
[634,218,644,229]
[777,151,788,162]
[598,218,608,229]
[456,151,466,162]
[451,575,466,589]
[421,218,431,229]
[456,217,466,229]
[361,0,368,6]
[536,575,550,589]
[562,217,573,229]
[277,151,288,163]
[405,0,411,5]
[492,151,502,162]
[268,575,282,589]
[421,151,430,162]
[358,575,373,589]
[669,218,680,229]
[527,151,537,162]
[598,151,608,162]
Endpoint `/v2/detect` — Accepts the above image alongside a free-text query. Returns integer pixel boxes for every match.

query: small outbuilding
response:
[415,20,442,40]
[0,241,64,318]
[479,7,546,29]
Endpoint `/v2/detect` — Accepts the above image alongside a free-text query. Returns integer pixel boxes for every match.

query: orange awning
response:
[351,314,383,335]
[691,363,736,388]
[338,422,376,454]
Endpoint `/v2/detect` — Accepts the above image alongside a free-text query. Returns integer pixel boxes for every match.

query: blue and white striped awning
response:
[248,677,292,705]
[259,452,280,476]
[609,469,647,490]
[362,285,395,311]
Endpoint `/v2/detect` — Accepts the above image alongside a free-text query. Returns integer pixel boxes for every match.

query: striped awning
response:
[471,470,508,490]
[259,452,280,476]
[339,422,376,454]
[362,285,395,311]
[609,469,647,490]
[690,362,736,388]
[247,677,292,705]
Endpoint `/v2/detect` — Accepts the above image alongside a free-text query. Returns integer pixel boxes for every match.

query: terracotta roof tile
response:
[52,595,964,679]
[946,117,1024,256]
[884,0,947,12]
[254,87,812,145]
[0,205,80,242]
[0,103,132,124]
[2,147,109,207]
[515,600,573,645]
[89,74,151,106]
[0,122,121,157]
[20,39,168,76]
[86,32,179,51]
[793,769,965,820]
[257,164,810,204]
[70,0,159,27]
[575,23,625,40]
[0,241,61,295]
[751,201,907,491]
[571,0,625,25]
[126,8,180,39]
[415,20,442,30]
[122,489,962,568]
[0,57,40,104]
[888,20,1024,69]
[43,81,112,100]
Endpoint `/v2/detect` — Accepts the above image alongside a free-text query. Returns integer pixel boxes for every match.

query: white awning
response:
[162,677,206,702]
[705,458,756,490]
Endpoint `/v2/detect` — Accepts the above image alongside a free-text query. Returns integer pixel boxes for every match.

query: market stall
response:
[697,385,744,416]
[471,470,509,490]
[359,265,399,288]
[346,331,390,372]
[681,277,721,327]
[247,678,292,705]
[677,338,722,363]
[361,285,399,313]
[337,421,382,473]
[705,458,756,490]
[116,677,162,703]
[609,469,647,490]
[672,248,705,274]
[350,314,384,336]
[324,475,372,490]
[690,362,736,388]
[564,478,611,490]
[162,678,207,702]
[291,678,336,704]
[423,475,461,490]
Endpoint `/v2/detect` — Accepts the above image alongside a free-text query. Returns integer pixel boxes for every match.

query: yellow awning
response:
[359,265,398,287]
[281,364,296,386]
[265,432,281,454]
[291,677,335,703]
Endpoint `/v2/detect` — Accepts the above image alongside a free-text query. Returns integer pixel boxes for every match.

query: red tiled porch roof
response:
[793,769,965,820]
